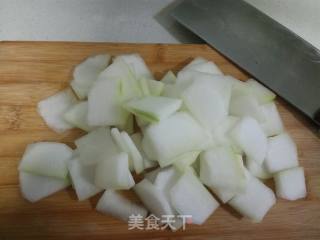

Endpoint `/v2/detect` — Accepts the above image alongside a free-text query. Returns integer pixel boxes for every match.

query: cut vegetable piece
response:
[96,190,148,222]
[19,142,73,179]
[19,172,70,203]
[170,170,219,225]
[116,114,134,135]
[229,95,265,122]
[144,168,161,183]
[75,127,119,165]
[121,131,144,174]
[186,61,223,75]
[211,116,239,149]
[161,71,177,84]
[68,156,102,201]
[88,78,129,126]
[138,77,151,96]
[246,158,272,180]
[180,57,207,72]
[274,167,306,200]
[200,147,246,193]
[124,96,182,123]
[173,151,200,172]
[229,173,276,223]
[260,102,284,137]
[64,101,92,131]
[134,179,176,217]
[131,133,157,170]
[71,54,110,99]
[209,186,235,203]
[154,167,180,194]
[147,79,164,96]
[94,153,135,190]
[230,117,267,165]
[142,112,208,167]
[182,80,228,129]
[114,53,153,79]
[38,89,77,133]
[265,133,299,173]
[247,79,276,104]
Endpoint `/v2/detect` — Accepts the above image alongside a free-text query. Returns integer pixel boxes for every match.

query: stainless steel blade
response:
[171,0,320,127]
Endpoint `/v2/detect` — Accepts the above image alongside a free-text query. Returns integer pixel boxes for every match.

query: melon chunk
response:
[247,79,276,104]
[19,172,70,202]
[96,190,148,222]
[124,96,182,123]
[19,142,73,179]
[94,153,135,190]
[147,79,164,96]
[246,158,272,180]
[75,127,119,165]
[153,167,180,195]
[230,117,267,165]
[264,133,299,173]
[170,170,219,225]
[229,173,276,222]
[260,102,284,137]
[274,167,306,200]
[71,54,110,99]
[142,112,208,167]
[173,151,200,172]
[161,71,177,84]
[185,61,223,75]
[68,156,102,201]
[38,89,77,133]
[64,101,92,131]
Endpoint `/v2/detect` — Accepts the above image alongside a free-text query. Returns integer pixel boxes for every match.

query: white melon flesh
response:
[265,133,299,173]
[161,71,177,84]
[94,153,135,190]
[147,79,164,96]
[153,167,180,195]
[260,102,284,137]
[144,168,161,183]
[38,89,77,133]
[64,101,92,131]
[68,156,102,201]
[96,190,148,222]
[246,158,272,180]
[182,80,228,130]
[75,127,119,165]
[170,170,220,225]
[19,142,73,179]
[88,77,129,127]
[121,131,144,174]
[229,117,268,165]
[173,151,200,172]
[134,178,176,217]
[124,96,182,123]
[19,172,70,202]
[71,54,110,99]
[114,53,153,79]
[185,61,223,75]
[200,147,246,193]
[247,79,276,104]
[274,167,306,200]
[138,77,151,96]
[142,112,208,167]
[181,57,207,70]
[209,186,236,204]
[116,114,134,135]
[229,173,276,222]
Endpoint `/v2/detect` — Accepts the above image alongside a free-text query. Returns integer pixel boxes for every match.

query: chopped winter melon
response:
[124,96,182,123]
[88,77,129,127]
[181,57,207,71]
[144,168,161,183]
[68,156,102,201]
[71,54,110,99]
[246,158,272,180]
[209,186,236,203]
[185,60,223,75]
[247,79,276,104]
[138,77,151,96]
[170,170,220,225]
[161,71,177,84]
[64,101,92,131]
[94,152,135,190]
[19,172,70,202]
[173,151,200,172]
[274,167,306,200]
[116,114,134,135]
[75,127,119,165]
[260,102,284,137]
[114,53,153,79]
[230,117,268,165]
[200,146,246,193]
[147,79,164,96]
[142,112,208,167]
[96,190,148,222]
[19,142,73,179]
[38,89,77,133]
[153,167,180,195]
[229,173,276,223]
[265,133,299,173]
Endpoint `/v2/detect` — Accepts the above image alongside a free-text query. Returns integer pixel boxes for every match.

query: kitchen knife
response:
[171,0,320,127]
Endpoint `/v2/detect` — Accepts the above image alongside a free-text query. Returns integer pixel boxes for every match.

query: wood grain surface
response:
[0,41,319,240]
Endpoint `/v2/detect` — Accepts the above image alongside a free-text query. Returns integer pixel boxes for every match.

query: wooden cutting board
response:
[0,41,319,240]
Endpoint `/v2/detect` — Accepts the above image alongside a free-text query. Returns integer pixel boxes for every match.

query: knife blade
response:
[171,0,320,127]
